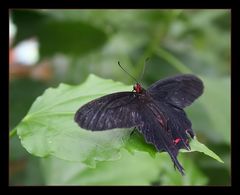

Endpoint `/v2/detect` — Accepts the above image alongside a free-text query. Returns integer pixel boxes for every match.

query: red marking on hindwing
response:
[173,138,181,145]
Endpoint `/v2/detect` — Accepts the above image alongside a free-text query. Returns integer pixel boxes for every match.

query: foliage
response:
[10,9,230,185]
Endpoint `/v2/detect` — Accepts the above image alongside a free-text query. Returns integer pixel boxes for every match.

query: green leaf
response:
[15,74,223,168]
[41,149,161,185]
[17,74,133,166]
[41,150,208,185]
[127,131,224,164]
[124,131,156,158]
[10,79,48,129]
[187,138,224,163]
[199,77,230,144]
[157,153,208,185]
[13,10,107,57]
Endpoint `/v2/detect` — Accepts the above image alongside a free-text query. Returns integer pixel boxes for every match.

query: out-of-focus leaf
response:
[41,149,208,185]
[10,78,48,129]
[199,77,230,144]
[186,76,230,146]
[9,146,44,185]
[42,150,207,185]
[158,153,208,185]
[41,149,161,185]
[15,74,223,167]
[37,21,107,56]
[12,10,107,57]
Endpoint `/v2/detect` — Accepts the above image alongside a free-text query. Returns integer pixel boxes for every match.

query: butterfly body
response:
[74,74,204,175]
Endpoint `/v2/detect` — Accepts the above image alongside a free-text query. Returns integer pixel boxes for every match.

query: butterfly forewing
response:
[74,92,142,130]
[147,74,204,109]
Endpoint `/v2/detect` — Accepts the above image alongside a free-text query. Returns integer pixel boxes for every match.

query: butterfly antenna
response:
[118,61,139,83]
[139,57,150,81]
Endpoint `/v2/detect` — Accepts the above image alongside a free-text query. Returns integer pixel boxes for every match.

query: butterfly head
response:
[133,83,142,93]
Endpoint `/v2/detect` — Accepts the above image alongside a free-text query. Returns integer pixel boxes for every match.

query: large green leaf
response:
[15,74,223,168]
[17,74,133,167]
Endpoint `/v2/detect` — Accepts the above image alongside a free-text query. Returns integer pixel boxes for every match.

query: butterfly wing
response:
[156,101,194,150]
[74,92,142,130]
[137,102,185,175]
[143,74,203,174]
[147,74,204,109]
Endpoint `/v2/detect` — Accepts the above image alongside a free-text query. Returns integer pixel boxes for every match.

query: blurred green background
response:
[9,9,230,185]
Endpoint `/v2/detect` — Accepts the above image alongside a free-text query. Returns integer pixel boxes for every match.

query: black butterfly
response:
[74,74,204,175]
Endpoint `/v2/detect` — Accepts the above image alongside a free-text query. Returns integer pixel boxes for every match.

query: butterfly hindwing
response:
[138,102,185,175]
[74,92,142,130]
[160,102,194,150]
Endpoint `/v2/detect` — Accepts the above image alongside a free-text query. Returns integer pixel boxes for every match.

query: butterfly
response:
[74,74,204,175]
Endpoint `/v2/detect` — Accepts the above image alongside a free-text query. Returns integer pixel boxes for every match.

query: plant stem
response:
[155,47,193,74]
[9,128,17,138]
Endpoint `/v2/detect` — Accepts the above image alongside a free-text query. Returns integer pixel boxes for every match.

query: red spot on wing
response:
[173,138,181,145]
